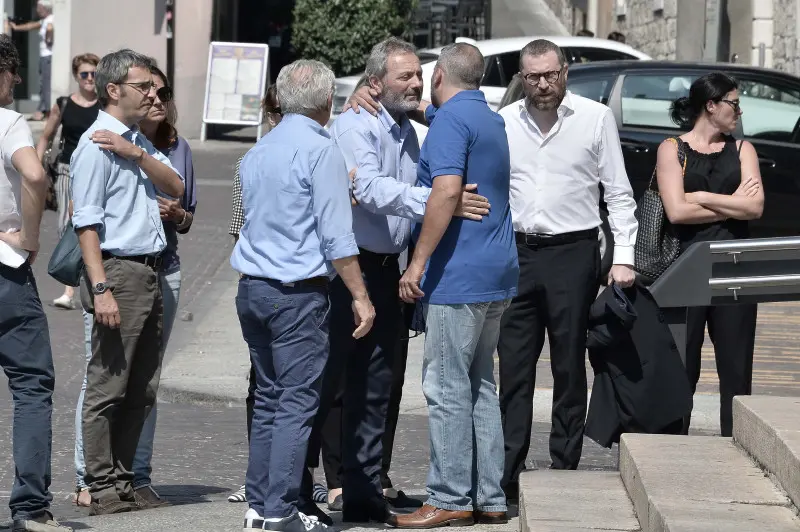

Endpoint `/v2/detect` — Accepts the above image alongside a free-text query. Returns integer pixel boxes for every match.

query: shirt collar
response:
[96,110,137,137]
[282,113,330,138]
[377,106,412,138]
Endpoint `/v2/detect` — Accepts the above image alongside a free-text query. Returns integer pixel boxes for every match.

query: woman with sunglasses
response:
[657,72,764,437]
[71,63,197,510]
[36,52,100,310]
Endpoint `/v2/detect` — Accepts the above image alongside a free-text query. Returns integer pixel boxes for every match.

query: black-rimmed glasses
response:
[721,98,742,114]
[156,86,173,103]
[522,69,563,85]
[78,71,96,80]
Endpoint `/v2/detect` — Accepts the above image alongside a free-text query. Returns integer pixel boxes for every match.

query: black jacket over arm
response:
[584,282,693,448]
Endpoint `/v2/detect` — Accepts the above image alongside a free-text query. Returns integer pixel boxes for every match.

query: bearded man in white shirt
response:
[497,39,638,494]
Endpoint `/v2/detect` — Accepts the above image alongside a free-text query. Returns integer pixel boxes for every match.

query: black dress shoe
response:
[297,501,334,526]
[385,490,423,510]
[342,496,396,523]
[327,494,343,512]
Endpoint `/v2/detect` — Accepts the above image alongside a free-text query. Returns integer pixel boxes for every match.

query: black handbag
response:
[47,220,84,287]
[633,137,686,283]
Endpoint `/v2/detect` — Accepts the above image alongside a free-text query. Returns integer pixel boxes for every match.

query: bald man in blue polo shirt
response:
[392,43,518,529]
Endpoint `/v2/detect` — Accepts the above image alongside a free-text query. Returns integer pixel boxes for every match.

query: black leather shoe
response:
[297,501,333,526]
[385,490,423,510]
[342,497,397,523]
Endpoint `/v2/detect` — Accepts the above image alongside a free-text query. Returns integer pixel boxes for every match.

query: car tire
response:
[598,210,614,284]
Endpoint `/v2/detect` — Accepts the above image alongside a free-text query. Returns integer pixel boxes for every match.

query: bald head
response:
[435,43,485,90]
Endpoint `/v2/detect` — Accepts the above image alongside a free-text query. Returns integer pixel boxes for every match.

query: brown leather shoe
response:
[133,486,171,509]
[388,504,474,528]
[475,510,508,524]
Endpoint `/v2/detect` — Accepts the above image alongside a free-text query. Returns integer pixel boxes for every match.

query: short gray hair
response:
[37,0,53,10]
[96,49,153,107]
[436,43,484,90]
[519,39,568,69]
[276,60,335,116]
[365,37,416,79]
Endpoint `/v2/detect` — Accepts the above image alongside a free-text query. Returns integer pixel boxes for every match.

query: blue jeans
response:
[75,269,181,490]
[0,263,55,520]
[422,300,509,513]
[236,276,329,519]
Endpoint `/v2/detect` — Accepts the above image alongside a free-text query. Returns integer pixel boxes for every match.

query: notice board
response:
[201,41,270,140]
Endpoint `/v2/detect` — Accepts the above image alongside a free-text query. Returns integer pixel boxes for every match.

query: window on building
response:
[620,72,699,129]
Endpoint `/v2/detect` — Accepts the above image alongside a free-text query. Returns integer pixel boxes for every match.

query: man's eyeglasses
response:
[521,69,563,85]
[78,71,96,80]
[721,98,741,114]
[119,81,157,94]
[156,86,173,103]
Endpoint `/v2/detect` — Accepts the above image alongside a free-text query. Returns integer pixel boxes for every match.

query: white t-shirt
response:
[39,14,54,57]
[0,109,35,267]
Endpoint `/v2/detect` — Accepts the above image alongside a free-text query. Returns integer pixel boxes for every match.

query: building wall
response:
[773,0,797,72]
[607,0,678,60]
[174,0,213,139]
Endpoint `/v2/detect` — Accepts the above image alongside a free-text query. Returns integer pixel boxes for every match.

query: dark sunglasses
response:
[78,71,96,80]
[721,98,741,114]
[156,86,173,103]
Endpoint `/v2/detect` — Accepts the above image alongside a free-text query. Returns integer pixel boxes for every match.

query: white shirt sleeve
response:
[1,116,34,166]
[596,108,638,265]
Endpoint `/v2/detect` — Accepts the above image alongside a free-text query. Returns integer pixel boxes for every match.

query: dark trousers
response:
[237,276,330,518]
[310,253,401,504]
[684,304,757,437]
[498,235,599,486]
[81,258,163,501]
[0,263,55,521]
[317,324,409,491]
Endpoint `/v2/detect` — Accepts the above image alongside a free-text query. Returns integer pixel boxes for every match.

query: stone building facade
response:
[543,0,800,74]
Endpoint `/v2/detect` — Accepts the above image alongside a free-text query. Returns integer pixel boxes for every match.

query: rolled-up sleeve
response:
[335,126,430,220]
[596,109,638,265]
[311,145,358,261]
[71,142,110,230]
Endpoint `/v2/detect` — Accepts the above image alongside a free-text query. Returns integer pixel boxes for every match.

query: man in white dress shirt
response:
[497,39,638,494]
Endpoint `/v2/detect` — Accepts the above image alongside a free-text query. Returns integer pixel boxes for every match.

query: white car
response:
[332,35,651,141]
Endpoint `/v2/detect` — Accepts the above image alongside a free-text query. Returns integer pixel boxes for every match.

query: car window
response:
[418,52,438,65]
[499,73,523,109]
[482,52,520,88]
[620,72,700,129]
[569,47,639,63]
[568,75,615,104]
[736,77,800,143]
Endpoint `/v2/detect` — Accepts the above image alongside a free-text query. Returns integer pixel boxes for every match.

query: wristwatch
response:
[92,282,108,295]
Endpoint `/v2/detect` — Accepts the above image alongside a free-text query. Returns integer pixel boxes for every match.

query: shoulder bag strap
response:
[647,137,685,191]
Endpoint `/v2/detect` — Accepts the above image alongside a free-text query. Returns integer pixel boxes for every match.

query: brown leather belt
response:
[515,227,599,248]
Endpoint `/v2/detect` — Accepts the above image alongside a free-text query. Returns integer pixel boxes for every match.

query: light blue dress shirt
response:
[330,107,428,254]
[230,114,359,283]
[71,110,175,256]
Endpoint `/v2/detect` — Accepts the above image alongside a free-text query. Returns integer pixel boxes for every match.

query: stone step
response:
[620,433,800,532]
[733,395,800,510]
[518,470,641,531]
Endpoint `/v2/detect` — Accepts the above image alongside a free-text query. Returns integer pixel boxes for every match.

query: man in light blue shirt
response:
[314,37,492,522]
[231,59,375,532]
[70,49,185,515]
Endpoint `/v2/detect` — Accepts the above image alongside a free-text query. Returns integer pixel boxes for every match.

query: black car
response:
[500,60,800,273]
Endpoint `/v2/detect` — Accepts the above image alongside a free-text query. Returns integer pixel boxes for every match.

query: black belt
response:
[243,274,329,289]
[515,227,598,248]
[358,248,400,267]
[102,251,163,271]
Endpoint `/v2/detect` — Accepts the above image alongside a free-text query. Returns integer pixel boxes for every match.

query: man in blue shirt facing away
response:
[231,59,375,532]
[71,49,185,516]
[318,37,491,522]
[393,42,518,529]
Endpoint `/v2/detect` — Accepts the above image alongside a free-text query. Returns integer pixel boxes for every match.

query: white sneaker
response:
[52,295,76,310]
[243,508,264,531]
[264,512,330,532]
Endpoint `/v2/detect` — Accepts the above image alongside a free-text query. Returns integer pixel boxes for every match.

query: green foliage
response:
[292,0,418,76]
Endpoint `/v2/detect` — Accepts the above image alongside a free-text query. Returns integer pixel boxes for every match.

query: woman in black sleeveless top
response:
[36,53,101,311]
[656,72,764,437]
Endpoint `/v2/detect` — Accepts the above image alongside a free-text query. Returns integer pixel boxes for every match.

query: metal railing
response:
[648,236,800,364]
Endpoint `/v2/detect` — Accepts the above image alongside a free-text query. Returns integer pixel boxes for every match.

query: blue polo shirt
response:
[415,90,518,304]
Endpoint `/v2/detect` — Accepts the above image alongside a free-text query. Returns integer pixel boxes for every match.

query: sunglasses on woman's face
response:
[78,71,96,80]
[156,86,173,103]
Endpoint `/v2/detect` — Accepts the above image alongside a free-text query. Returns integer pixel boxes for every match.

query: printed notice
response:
[202,42,270,124]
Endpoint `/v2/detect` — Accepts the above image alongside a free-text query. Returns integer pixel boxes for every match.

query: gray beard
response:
[381,91,420,114]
